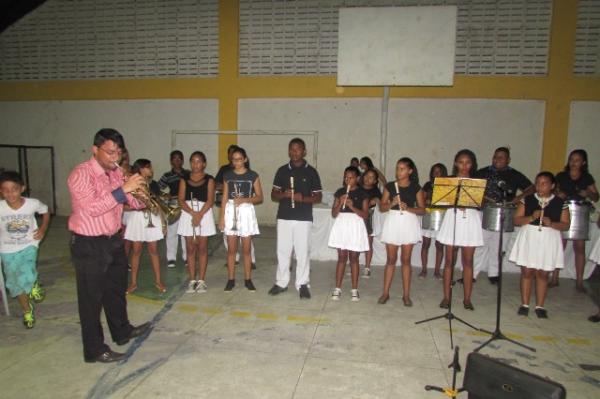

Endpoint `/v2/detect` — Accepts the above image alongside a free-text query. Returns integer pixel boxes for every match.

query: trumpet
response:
[538,198,548,232]
[231,183,240,232]
[114,162,164,228]
[190,192,199,242]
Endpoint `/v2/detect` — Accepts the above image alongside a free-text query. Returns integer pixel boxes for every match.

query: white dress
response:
[380,210,422,245]
[436,208,484,247]
[124,210,164,242]
[509,224,564,271]
[177,200,217,237]
[588,235,600,264]
[328,212,370,252]
[222,201,259,237]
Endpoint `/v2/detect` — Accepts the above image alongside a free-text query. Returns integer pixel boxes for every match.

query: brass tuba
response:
[155,192,182,225]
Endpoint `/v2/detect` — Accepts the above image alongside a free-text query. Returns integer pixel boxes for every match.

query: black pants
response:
[71,233,133,360]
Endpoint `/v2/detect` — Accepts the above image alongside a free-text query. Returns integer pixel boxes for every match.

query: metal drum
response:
[482,203,516,232]
[562,200,591,240]
[422,208,446,231]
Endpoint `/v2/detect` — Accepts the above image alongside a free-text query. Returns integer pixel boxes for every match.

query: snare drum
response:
[422,208,446,231]
[482,203,516,232]
[562,200,591,241]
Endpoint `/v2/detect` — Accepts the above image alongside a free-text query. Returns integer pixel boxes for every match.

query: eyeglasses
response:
[98,147,122,157]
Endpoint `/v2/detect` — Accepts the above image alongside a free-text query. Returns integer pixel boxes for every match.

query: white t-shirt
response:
[0,198,49,253]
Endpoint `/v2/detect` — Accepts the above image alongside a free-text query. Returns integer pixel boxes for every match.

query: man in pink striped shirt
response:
[68,128,151,363]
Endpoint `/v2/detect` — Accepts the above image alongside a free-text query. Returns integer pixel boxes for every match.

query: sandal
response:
[463,300,474,311]
[439,298,449,309]
[418,271,427,279]
[587,314,600,323]
[155,283,167,294]
[377,295,390,304]
[548,280,559,288]
[433,272,442,280]
[402,297,413,307]
[126,285,137,295]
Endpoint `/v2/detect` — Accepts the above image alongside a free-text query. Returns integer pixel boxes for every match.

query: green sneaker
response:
[29,281,45,303]
[23,302,35,329]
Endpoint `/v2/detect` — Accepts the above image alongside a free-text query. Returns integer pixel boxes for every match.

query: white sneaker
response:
[331,288,342,300]
[186,280,197,293]
[195,280,207,293]
[351,289,360,302]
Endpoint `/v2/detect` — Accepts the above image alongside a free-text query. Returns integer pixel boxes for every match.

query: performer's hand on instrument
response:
[531,210,542,220]
[122,173,145,194]
[399,201,408,211]
[391,195,400,206]
[192,212,201,227]
[218,219,225,231]
[293,191,303,203]
[578,189,588,199]
[285,188,294,199]
[541,216,552,227]
[233,197,245,206]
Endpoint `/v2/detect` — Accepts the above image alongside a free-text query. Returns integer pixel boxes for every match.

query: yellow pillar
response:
[541,0,579,172]
[218,0,240,165]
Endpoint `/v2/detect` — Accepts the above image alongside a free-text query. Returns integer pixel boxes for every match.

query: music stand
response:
[474,190,536,353]
[415,177,485,349]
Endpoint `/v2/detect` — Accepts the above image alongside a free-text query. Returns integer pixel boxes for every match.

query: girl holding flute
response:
[436,149,482,310]
[219,147,263,292]
[378,157,425,306]
[178,151,216,293]
[328,166,370,302]
[509,172,570,318]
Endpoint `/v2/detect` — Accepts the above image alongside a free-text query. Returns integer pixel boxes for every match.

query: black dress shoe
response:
[588,314,600,323]
[488,276,499,285]
[268,284,287,296]
[116,322,152,345]
[84,349,126,363]
[299,284,311,299]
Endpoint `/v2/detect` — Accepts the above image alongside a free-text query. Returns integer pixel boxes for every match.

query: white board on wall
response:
[337,6,457,86]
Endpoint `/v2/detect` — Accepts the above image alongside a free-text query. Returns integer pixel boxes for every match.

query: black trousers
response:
[71,233,133,360]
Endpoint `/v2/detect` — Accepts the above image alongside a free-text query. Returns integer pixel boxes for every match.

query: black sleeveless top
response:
[523,194,565,225]
[385,180,421,210]
[184,174,213,202]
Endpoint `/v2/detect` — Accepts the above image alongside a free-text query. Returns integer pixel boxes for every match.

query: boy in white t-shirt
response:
[0,171,50,328]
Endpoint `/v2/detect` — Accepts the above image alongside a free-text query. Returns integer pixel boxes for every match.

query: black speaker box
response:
[463,352,566,399]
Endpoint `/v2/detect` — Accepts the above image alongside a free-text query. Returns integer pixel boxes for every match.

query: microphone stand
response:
[474,187,535,353]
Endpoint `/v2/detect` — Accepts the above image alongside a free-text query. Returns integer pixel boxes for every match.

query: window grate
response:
[574,0,600,75]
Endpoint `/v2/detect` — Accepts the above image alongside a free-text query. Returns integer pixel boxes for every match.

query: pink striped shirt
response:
[68,157,139,236]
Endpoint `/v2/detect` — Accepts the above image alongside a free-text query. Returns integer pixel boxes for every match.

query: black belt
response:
[73,230,122,240]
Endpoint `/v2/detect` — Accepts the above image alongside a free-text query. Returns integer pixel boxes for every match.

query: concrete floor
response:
[1,217,599,399]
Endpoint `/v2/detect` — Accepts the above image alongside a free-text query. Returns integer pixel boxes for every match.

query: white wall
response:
[568,101,600,183]
[0,100,218,215]
[387,99,545,184]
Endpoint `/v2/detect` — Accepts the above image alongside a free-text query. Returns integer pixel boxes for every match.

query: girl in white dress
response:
[218,147,263,292]
[178,151,217,294]
[437,149,483,310]
[510,172,570,318]
[328,166,369,302]
[378,157,425,306]
[125,159,166,294]
[588,217,600,322]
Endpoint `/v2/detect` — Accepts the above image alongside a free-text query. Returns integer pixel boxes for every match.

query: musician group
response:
[5,128,599,363]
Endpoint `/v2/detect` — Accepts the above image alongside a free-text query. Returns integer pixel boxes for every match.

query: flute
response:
[231,183,239,232]
[290,176,295,209]
[394,181,403,215]
[538,198,547,232]
[341,185,350,210]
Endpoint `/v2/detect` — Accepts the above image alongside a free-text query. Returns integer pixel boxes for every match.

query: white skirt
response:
[436,208,484,247]
[328,212,370,252]
[588,236,600,264]
[223,201,260,237]
[124,211,164,242]
[371,205,386,237]
[422,228,438,239]
[177,201,217,237]
[122,210,133,226]
[509,224,564,271]
[380,210,422,246]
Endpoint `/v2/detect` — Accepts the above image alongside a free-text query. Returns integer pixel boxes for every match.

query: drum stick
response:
[341,185,350,210]
[290,176,295,209]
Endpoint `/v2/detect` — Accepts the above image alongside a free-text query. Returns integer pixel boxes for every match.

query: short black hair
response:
[494,147,510,157]
[190,151,207,163]
[170,150,184,160]
[93,128,125,149]
[344,165,360,177]
[536,171,556,185]
[0,170,24,186]
[360,157,374,169]
[289,138,306,150]
[131,158,152,174]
